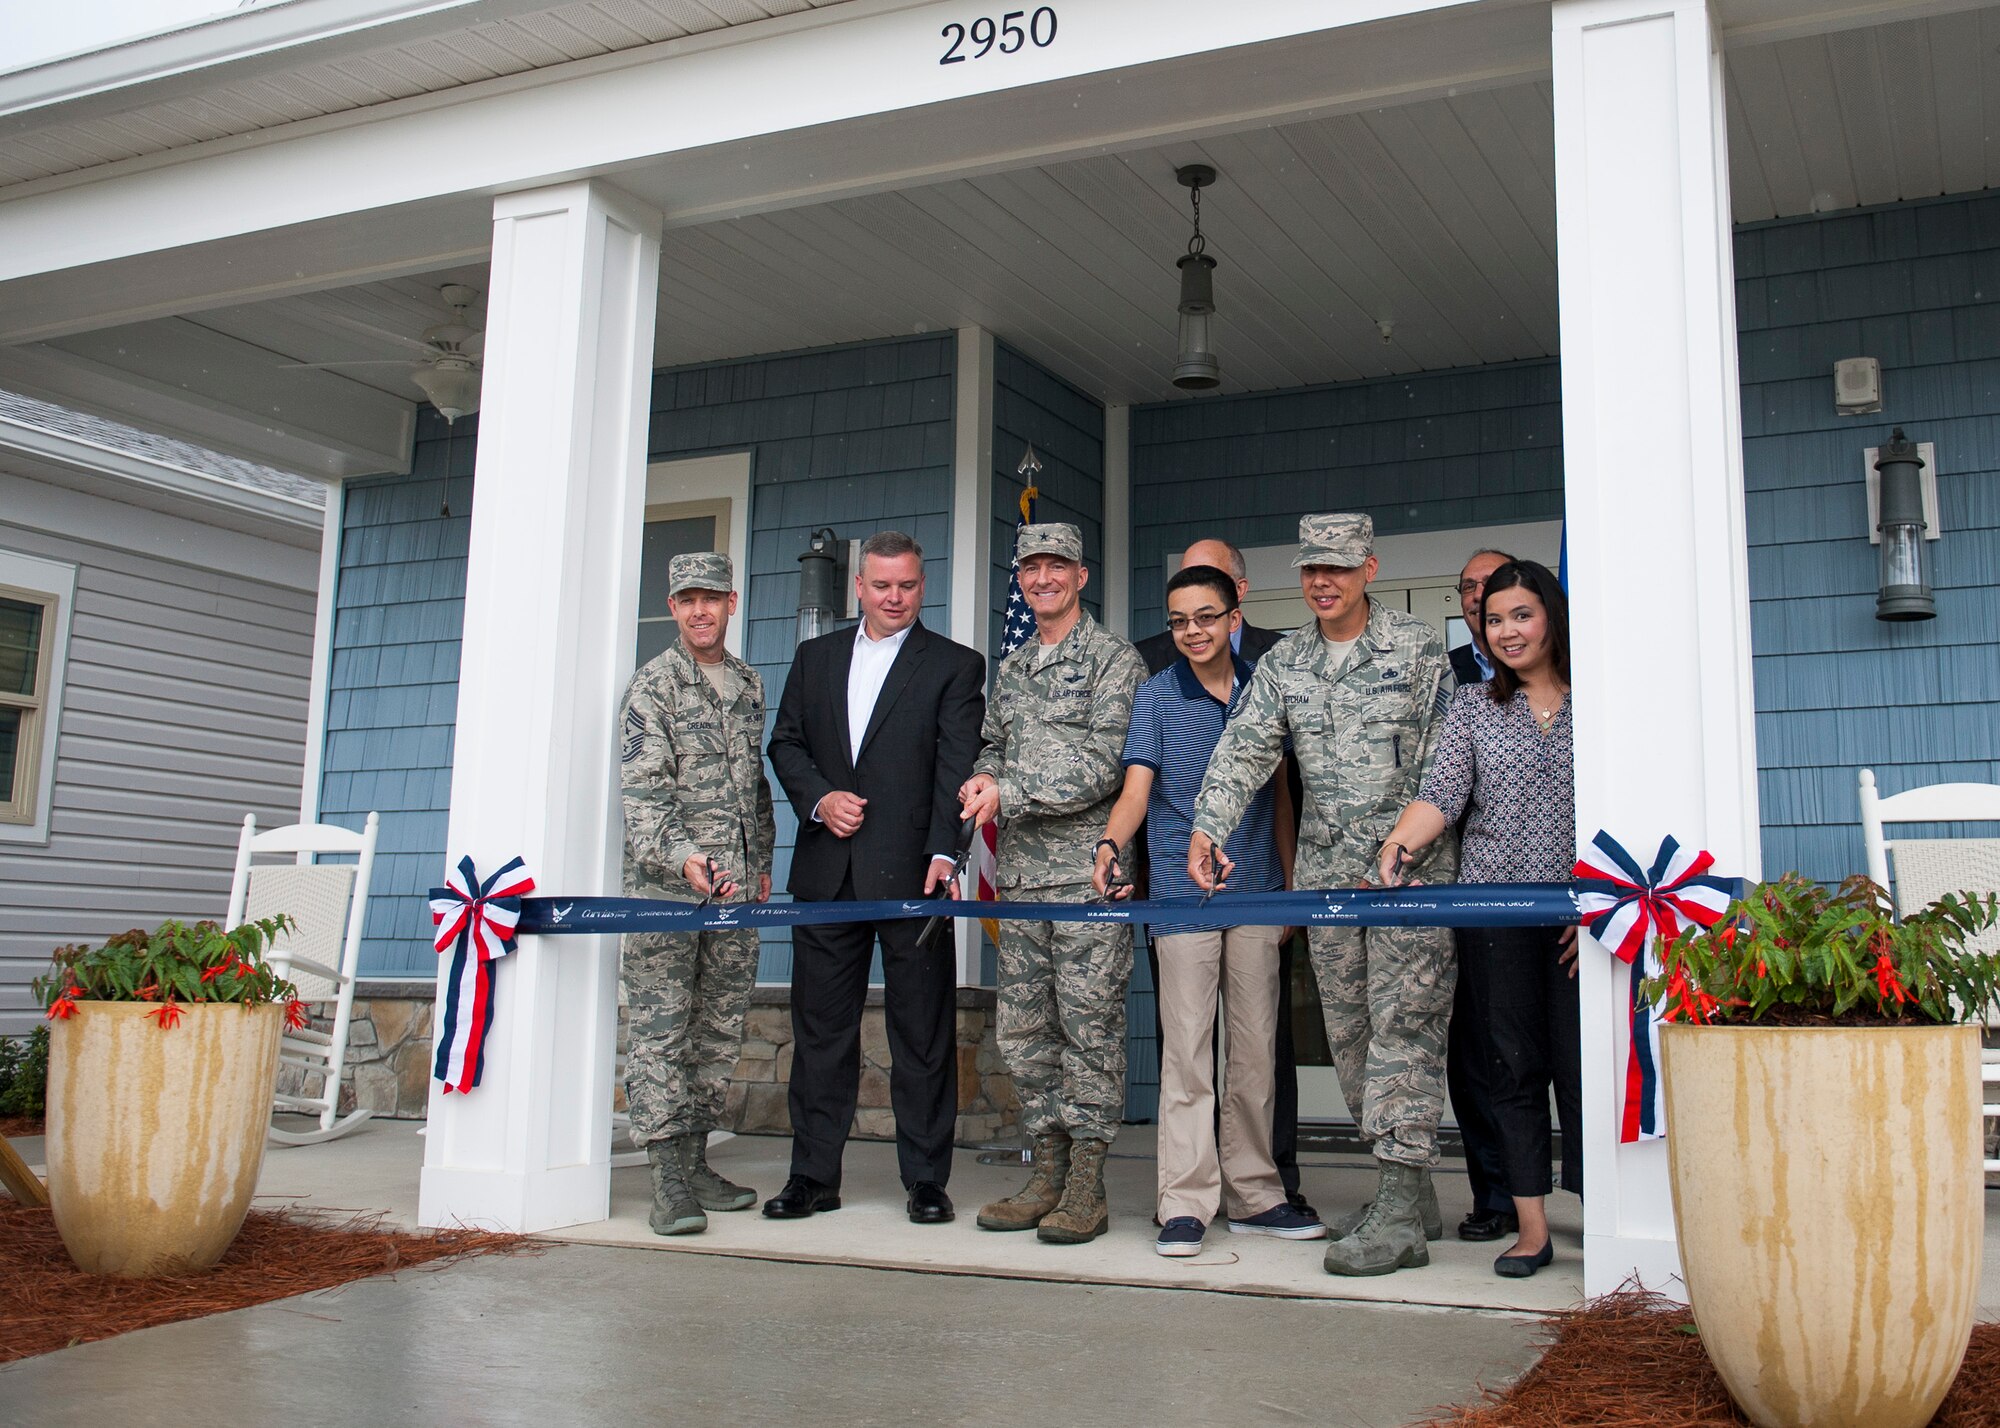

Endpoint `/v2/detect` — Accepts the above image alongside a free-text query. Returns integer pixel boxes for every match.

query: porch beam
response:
[418,178,661,1234]
[1553,0,1761,1299]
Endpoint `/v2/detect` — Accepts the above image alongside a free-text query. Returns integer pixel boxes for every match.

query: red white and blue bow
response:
[428,855,536,1093]
[1573,831,1736,1143]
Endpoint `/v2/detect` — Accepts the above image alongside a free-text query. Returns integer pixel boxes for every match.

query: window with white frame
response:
[0,552,77,840]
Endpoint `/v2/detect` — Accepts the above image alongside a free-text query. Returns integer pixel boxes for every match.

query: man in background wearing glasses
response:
[1092,564,1319,1257]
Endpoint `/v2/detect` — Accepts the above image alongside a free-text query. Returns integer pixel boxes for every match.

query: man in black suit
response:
[764,530,987,1225]
[1134,538,1311,1217]
[1444,546,1520,1242]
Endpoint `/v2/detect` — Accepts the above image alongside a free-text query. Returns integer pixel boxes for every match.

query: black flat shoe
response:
[1493,1241,1554,1278]
[1458,1208,1520,1242]
[762,1175,841,1219]
[906,1182,954,1224]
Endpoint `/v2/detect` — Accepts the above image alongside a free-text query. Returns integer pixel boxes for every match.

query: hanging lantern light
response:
[1171,164,1221,393]
[1874,429,1935,622]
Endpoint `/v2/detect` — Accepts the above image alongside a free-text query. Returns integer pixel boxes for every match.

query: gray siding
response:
[316,421,470,979]
[0,488,314,1034]
[1127,359,1564,637]
[1739,190,2000,882]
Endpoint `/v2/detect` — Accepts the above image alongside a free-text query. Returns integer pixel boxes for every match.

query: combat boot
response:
[1328,1167,1442,1242]
[646,1140,707,1236]
[977,1131,1071,1231]
[1036,1136,1109,1244]
[674,1132,756,1212]
[1322,1162,1430,1276]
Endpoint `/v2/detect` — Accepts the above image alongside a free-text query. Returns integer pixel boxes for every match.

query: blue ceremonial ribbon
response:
[512,883,1583,936]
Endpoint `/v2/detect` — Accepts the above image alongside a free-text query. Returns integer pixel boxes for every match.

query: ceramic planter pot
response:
[1660,1022,1981,1428]
[46,1000,283,1276]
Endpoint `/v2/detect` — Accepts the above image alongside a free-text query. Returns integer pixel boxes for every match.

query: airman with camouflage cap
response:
[1189,512,1459,1278]
[620,550,776,1237]
[961,521,1146,1245]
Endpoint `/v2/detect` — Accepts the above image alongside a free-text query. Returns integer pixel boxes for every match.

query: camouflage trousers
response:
[622,927,759,1145]
[1309,920,1456,1168]
[996,883,1134,1143]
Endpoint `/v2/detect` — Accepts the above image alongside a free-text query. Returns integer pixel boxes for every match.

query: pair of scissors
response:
[698,856,738,907]
[1093,839,1134,904]
[1198,845,1225,907]
[918,818,979,951]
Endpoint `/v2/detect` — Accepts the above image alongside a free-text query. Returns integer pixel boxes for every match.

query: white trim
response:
[1102,405,1130,636]
[950,326,995,654]
[297,481,345,829]
[0,546,77,845]
[644,451,752,661]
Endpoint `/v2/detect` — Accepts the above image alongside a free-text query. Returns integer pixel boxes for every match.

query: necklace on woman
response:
[1526,686,1566,734]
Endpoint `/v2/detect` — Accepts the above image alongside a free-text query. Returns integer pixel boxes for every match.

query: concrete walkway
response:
[246,1121,1592,1313]
[0,1242,1546,1427]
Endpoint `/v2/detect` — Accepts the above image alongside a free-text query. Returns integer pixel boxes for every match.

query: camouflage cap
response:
[1293,513,1375,568]
[1016,522,1083,562]
[667,551,734,597]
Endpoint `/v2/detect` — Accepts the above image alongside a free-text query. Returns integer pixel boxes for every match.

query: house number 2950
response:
[940,7,1057,64]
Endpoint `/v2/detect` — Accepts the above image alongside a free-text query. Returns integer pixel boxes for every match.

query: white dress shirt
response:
[847,621,912,764]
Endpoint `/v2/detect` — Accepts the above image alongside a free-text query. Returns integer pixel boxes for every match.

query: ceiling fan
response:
[280,283,485,422]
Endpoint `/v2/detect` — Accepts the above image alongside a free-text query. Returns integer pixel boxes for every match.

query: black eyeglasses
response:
[1166,609,1232,633]
[1457,580,1486,596]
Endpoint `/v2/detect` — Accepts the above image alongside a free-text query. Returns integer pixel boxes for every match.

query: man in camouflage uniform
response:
[1190,514,1458,1277]
[620,551,776,1236]
[960,522,1147,1245]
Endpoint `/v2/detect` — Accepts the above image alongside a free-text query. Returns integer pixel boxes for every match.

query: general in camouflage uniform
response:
[961,522,1146,1245]
[1191,513,1459,1277]
[620,550,776,1236]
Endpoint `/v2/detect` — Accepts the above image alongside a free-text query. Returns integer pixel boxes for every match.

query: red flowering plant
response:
[33,916,307,1032]
[1644,873,2000,1027]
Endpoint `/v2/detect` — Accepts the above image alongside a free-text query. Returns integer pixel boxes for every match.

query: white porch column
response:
[950,326,995,987]
[419,180,662,1232]
[1553,0,1760,1297]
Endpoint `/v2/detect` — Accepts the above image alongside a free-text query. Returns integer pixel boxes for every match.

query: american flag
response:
[970,450,1041,940]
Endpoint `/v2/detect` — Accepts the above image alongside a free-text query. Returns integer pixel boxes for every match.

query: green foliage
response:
[0,1025,49,1117]
[33,916,300,1016]
[1643,873,2000,1026]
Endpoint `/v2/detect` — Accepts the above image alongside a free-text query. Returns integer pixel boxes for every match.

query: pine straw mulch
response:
[0,1202,530,1363]
[0,1116,44,1139]
[1419,1289,2000,1427]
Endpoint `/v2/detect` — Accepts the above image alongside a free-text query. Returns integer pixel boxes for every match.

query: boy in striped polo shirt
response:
[1091,564,1325,1257]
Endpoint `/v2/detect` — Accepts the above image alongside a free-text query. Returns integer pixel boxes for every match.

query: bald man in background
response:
[1135,538,1310,1218]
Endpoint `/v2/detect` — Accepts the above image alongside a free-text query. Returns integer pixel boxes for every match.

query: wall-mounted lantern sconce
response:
[795,526,848,645]
[1869,428,1936,622]
[1171,164,1221,392]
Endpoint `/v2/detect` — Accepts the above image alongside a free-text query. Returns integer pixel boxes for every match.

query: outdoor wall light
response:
[795,526,846,645]
[1872,428,1935,622]
[1171,164,1221,392]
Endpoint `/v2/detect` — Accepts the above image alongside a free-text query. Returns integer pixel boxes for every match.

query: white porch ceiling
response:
[0,0,848,188]
[136,4,1999,411]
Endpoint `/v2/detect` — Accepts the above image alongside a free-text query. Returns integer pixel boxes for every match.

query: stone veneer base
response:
[280,983,1021,1147]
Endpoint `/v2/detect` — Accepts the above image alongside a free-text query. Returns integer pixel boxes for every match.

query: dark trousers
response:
[1149,933,1301,1199]
[1458,925,1583,1200]
[1447,929,1513,1215]
[787,873,957,1190]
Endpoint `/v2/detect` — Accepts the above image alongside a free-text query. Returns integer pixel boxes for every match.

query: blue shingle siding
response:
[325,338,957,979]
[649,334,957,982]
[1739,191,2000,885]
[990,342,1105,663]
[319,415,472,977]
[1127,360,1565,639]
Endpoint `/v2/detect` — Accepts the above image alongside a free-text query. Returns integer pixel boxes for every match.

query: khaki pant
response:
[1154,924,1285,1223]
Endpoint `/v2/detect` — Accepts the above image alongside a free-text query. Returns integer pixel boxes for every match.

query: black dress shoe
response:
[906,1182,954,1224]
[1494,1240,1555,1279]
[1457,1208,1519,1242]
[1287,1190,1319,1220]
[762,1175,841,1219]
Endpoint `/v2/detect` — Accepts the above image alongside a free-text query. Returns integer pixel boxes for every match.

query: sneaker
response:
[1156,1216,1206,1257]
[1228,1202,1328,1240]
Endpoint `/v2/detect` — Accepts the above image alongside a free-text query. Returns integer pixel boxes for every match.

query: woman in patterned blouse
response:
[1374,559,1577,1281]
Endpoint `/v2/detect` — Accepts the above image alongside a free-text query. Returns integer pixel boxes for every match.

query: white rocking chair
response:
[225,811,380,1146]
[1857,769,2000,1173]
